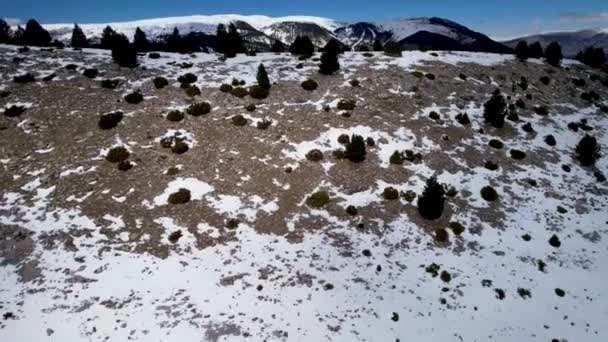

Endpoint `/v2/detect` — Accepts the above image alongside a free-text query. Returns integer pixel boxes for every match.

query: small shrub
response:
[184,84,201,97]
[306,149,324,162]
[429,111,440,120]
[98,111,123,129]
[539,76,550,85]
[572,78,586,87]
[0,91,10,98]
[168,188,191,204]
[534,106,548,116]
[230,86,248,98]
[455,113,470,125]
[13,73,35,83]
[166,110,184,122]
[383,187,399,200]
[481,186,498,201]
[3,105,26,117]
[117,160,133,171]
[459,73,468,80]
[153,76,168,89]
[425,73,435,80]
[219,84,233,93]
[337,99,356,111]
[483,90,507,128]
[231,114,247,126]
[171,140,189,154]
[124,91,143,104]
[349,79,360,87]
[435,228,448,243]
[249,85,269,99]
[101,79,120,89]
[344,134,366,163]
[232,78,245,86]
[389,151,405,165]
[105,146,130,163]
[485,160,499,171]
[148,52,160,59]
[548,234,561,248]
[418,176,446,220]
[245,104,256,112]
[581,91,600,102]
[440,270,452,282]
[515,99,525,109]
[337,134,350,144]
[522,122,534,133]
[186,102,211,116]
[306,191,330,208]
[82,68,98,78]
[384,41,402,57]
[488,139,504,149]
[344,205,359,216]
[449,222,465,236]
[545,135,556,146]
[168,230,183,243]
[301,79,318,91]
[575,135,601,166]
[366,137,375,147]
[177,73,197,84]
[65,64,78,70]
[510,149,527,160]
[257,118,272,130]
[411,71,424,78]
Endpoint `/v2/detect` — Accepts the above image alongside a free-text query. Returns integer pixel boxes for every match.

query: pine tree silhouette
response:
[71,24,89,48]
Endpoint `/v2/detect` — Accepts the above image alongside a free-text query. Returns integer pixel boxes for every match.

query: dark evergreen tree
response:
[384,41,402,57]
[417,176,446,220]
[215,24,228,54]
[576,47,606,69]
[289,36,315,57]
[319,48,340,75]
[23,19,51,46]
[166,27,189,53]
[100,25,117,49]
[70,24,88,48]
[225,23,244,58]
[575,135,601,166]
[257,63,271,89]
[0,19,12,44]
[344,134,366,163]
[111,33,137,68]
[133,27,149,52]
[373,38,383,52]
[515,41,528,61]
[544,41,563,67]
[323,38,343,54]
[12,25,25,45]
[528,41,543,59]
[271,39,285,53]
[483,89,507,128]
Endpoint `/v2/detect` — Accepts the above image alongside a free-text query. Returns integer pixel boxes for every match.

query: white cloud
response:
[2,17,22,26]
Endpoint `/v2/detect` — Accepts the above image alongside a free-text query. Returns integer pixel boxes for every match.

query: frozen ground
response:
[0,44,607,341]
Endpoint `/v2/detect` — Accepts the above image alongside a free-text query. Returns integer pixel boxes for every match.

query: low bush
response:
[231,114,247,126]
[390,151,405,165]
[98,111,123,129]
[572,78,586,87]
[481,186,498,201]
[384,41,402,57]
[124,91,143,104]
[245,104,256,112]
[249,85,269,99]
[186,102,211,116]
[168,230,183,243]
[230,87,248,98]
[581,91,600,102]
[105,146,130,163]
[455,113,470,125]
[117,160,133,171]
[337,99,356,111]
[344,134,366,163]
[510,149,527,160]
[575,135,601,166]
[301,79,318,91]
[171,140,189,154]
[366,137,375,147]
[177,73,197,84]
[483,90,507,128]
[153,76,168,89]
[449,222,465,236]
[306,191,330,208]
[148,52,160,59]
[435,228,448,243]
[484,160,499,171]
[82,68,98,78]
[488,139,504,149]
[168,188,191,204]
[257,118,272,130]
[338,134,350,144]
[534,105,548,116]
[539,76,550,85]
[219,84,233,93]
[65,64,78,70]
[544,135,556,146]
[185,84,201,97]
[425,73,436,80]
[166,110,184,122]
[101,79,120,89]
[13,73,35,83]
[349,79,360,87]
[383,187,399,200]
[306,149,324,162]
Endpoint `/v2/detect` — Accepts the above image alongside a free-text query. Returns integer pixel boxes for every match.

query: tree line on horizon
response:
[1,18,605,70]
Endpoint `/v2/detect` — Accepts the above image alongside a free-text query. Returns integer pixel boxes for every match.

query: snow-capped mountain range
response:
[501,28,608,57]
[32,14,511,53]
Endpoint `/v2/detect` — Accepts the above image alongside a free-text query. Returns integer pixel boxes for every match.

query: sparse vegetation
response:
[186,102,211,116]
[249,85,269,99]
[257,118,272,130]
[13,73,35,83]
[168,188,191,204]
[480,186,498,201]
[435,228,448,243]
[510,149,527,160]
[305,149,324,162]
[337,99,356,111]
[124,91,143,104]
[98,111,123,129]
[231,114,247,126]
[166,110,184,122]
[153,76,169,89]
[390,151,405,165]
[105,146,130,163]
[488,139,504,149]
[83,68,98,78]
[301,79,318,91]
[306,191,330,208]
[184,84,201,97]
[219,84,233,93]
[3,105,26,117]
[230,86,248,98]
[101,78,120,89]
[383,187,399,200]
[177,73,197,84]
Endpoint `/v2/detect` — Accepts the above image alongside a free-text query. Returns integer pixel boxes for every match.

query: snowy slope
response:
[41,14,341,42]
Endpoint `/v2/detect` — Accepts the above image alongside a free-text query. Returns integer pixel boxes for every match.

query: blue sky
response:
[2,0,608,39]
